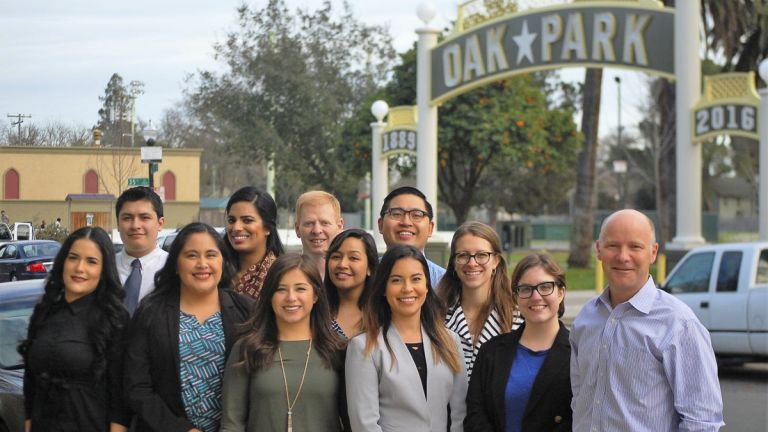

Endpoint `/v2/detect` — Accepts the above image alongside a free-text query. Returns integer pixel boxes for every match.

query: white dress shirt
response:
[117,247,168,302]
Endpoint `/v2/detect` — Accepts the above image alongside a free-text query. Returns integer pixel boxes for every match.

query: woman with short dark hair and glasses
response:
[465,253,572,432]
[436,221,520,378]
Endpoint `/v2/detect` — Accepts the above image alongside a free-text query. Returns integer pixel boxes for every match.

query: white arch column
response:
[671,0,705,246]
[416,3,440,219]
[759,61,768,241]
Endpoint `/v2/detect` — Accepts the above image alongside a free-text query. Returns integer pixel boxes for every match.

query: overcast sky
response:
[0,0,644,137]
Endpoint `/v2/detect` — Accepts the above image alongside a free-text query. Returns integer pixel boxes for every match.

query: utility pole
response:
[7,114,32,141]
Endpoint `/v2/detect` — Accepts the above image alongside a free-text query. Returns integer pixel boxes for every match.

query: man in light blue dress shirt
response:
[570,209,724,432]
[377,186,445,286]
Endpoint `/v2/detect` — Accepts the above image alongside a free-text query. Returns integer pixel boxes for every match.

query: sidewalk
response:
[562,289,599,326]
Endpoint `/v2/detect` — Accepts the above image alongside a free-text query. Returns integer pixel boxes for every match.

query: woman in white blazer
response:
[346,245,468,432]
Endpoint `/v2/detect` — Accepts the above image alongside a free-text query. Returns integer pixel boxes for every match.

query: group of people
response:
[19,184,725,432]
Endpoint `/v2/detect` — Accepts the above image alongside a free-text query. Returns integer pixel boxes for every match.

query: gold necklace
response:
[278,339,312,432]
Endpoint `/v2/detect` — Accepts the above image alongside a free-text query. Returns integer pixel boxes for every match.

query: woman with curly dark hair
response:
[220,253,347,431]
[20,226,130,432]
[324,229,378,339]
[224,186,285,300]
[124,222,253,432]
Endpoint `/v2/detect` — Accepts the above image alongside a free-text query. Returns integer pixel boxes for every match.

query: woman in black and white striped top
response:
[437,221,521,377]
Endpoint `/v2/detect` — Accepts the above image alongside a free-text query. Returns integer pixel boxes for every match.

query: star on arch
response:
[513,20,537,65]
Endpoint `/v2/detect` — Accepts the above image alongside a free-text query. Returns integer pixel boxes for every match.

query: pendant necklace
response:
[278,339,312,432]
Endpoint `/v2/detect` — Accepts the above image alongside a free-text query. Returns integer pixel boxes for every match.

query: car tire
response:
[9,274,17,282]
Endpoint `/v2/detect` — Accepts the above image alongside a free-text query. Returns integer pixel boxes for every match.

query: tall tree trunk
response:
[568,68,603,268]
[657,78,676,248]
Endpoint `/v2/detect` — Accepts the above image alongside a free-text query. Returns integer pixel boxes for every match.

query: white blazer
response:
[345,325,468,432]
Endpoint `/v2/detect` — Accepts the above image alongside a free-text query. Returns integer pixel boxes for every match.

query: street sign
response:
[141,146,162,163]
[128,178,150,186]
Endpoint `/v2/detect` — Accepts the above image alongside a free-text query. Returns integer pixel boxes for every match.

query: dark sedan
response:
[0,241,60,282]
[0,279,44,432]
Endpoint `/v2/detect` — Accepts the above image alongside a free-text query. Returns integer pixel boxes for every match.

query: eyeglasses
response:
[513,281,560,298]
[384,207,430,222]
[454,251,494,265]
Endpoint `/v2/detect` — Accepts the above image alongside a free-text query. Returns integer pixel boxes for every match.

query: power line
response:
[7,113,32,139]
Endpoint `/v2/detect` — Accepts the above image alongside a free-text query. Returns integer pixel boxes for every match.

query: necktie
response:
[124,258,142,315]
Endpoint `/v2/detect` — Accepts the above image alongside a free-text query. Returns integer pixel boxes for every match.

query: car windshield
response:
[0,301,37,369]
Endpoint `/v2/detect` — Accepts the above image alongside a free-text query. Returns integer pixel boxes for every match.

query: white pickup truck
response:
[661,242,768,363]
[0,222,35,243]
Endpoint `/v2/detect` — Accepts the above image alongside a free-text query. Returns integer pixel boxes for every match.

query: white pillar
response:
[416,3,440,219]
[371,100,389,240]
[758,60,768,241]
[671,0,705,246]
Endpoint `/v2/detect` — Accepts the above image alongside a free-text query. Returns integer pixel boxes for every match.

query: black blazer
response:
[465,321,572,432]
[124,288,254,432]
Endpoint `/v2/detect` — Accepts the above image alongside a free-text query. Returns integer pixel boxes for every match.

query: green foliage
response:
[187,0,395,210]
[367,44,581,222]
[97,73,142,147]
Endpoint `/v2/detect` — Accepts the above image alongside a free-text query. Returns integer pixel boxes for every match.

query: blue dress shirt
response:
[570,277,724,432]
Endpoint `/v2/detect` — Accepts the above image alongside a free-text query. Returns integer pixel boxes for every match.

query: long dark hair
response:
[437,221,516,341]
[237,253,344,372]
[19,227,126,380]
[150,222,235,301]
[224,186,284,270]
[509,253,566,318]
[323,229,378,316]
[362,245,461,373]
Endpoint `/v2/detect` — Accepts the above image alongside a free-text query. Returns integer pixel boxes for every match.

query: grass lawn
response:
[506,249,662,291]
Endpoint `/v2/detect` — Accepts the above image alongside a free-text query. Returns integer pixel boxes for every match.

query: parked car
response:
[661,241,768,363]
[0,241,60,282]
[157,232,178,252]
[0,279,44,432]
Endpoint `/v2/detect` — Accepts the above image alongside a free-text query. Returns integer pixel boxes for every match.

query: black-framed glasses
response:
[384,207,430,222]
[513,281,560,298]
[454,251,494,265]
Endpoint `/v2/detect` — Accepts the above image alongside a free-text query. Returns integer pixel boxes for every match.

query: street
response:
[720,363,768,431]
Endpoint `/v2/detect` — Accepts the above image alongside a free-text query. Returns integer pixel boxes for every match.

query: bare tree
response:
[90,148,142,196]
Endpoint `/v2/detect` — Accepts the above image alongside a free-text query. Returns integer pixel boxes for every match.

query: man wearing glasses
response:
[569,209,723,431]
[378,186,446,285]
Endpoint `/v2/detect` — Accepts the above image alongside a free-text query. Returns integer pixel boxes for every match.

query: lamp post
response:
[142,121,159,189]
[371,100,389,234]
[758,60,768,240]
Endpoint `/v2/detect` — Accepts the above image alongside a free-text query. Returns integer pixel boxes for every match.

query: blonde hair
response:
[295,191,341,221]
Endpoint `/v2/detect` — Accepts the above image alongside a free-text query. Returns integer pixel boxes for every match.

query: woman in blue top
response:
[465,253,572,432]
[124,222,253,432]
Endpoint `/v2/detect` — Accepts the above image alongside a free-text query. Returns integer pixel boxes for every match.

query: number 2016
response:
[696,105,755,136]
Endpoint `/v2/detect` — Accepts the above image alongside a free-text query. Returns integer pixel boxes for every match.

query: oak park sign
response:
[430,4,674,104]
